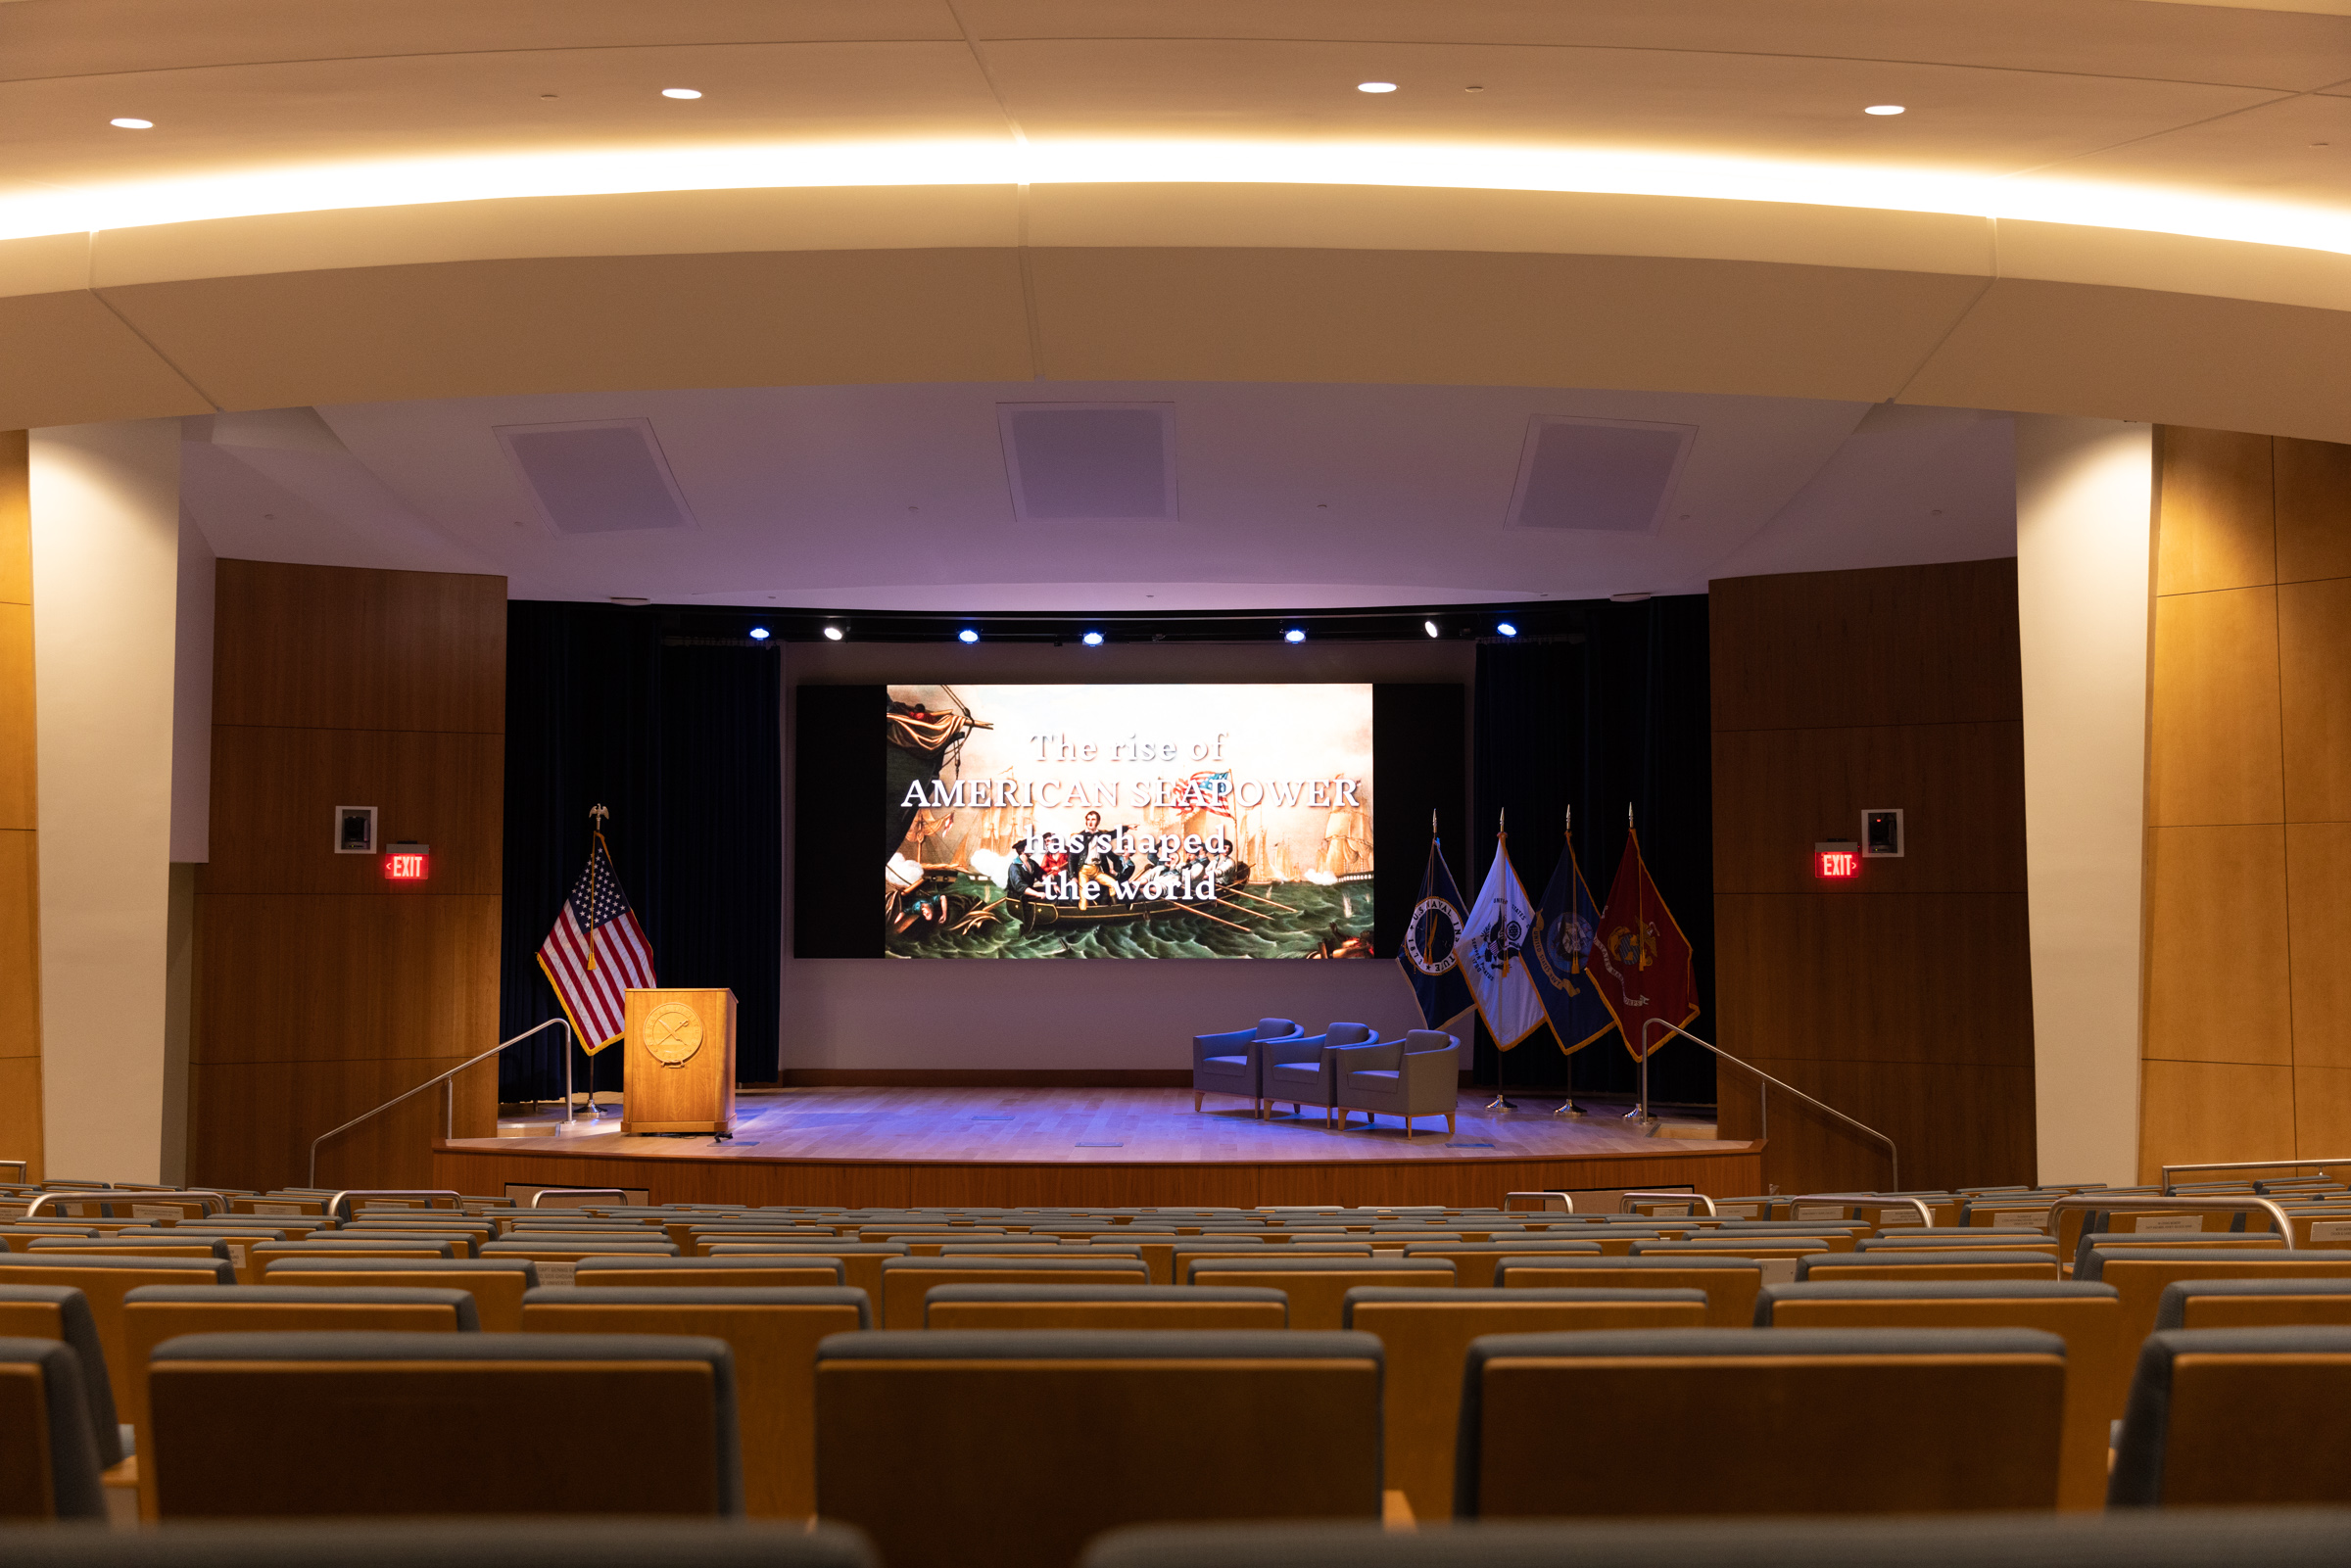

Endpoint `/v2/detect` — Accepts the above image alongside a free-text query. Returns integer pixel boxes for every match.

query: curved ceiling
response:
[5,0,2351,439]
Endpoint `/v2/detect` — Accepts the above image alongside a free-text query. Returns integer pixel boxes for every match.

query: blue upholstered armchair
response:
[1333,1028,1462,1139]
[1191,1019,1304,1117]
[1264,1022,1378,1128]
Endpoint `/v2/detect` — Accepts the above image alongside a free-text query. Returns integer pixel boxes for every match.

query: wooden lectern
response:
[620,987,737,1135]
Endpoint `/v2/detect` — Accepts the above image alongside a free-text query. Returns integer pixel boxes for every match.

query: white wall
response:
[2015,416,2154,1187]
[780,639,1474,1072]
[30,421,182,1182]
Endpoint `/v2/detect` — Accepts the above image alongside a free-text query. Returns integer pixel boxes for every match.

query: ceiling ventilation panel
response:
[496,418,696,536]
[1506,416,1696,533]
[998,404,1176,522]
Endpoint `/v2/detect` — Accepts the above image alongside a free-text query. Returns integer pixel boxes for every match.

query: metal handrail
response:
[1783,1194,1936,1227]
[1627,1019,1899,1192]
[529,1188,629,1209]
[2051,1192,2297,1250]
[308,1019,576,1187]
[325,1190,463,1221]
[24,1189,227,1218]
[1619,1189,1718,1216]
[0,1161,27,1180]
[2160,1157,2350,1193]
[1504,1191,1575,1212]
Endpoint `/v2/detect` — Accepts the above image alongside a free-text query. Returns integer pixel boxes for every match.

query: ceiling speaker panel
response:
[998,404,1176,522]
[1508,416,1695,533]
[497,418,695,536]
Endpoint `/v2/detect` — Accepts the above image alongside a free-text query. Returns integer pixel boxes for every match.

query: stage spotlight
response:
[1081,630,1104,646]
[747,626,771,641]
[1423,619,1440,638]
[958,628,980,643]
[822,624,844,641]
[1496,621,1517,637]
[1284,628,1307,643]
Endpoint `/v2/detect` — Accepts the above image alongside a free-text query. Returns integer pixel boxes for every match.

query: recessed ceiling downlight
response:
[1357,82,1398,94]
[661,88,703,100]
[823,624,844,641]
[110,118,153,129]
[1864,105,1906,116]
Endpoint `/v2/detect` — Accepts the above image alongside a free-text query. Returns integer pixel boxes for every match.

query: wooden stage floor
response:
[433,1087,1762,1209]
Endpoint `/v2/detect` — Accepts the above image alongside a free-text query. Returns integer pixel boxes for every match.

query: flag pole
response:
[583,804,610,1117]
[1485,807,1517,1115]
[1621,802,1657,1128]
[1554,801,1586,1119]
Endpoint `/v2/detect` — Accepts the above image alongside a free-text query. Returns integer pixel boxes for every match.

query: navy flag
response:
[1527,815,1615,1055]
[1397,822,1474,1030]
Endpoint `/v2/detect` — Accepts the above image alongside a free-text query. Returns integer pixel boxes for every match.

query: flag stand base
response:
[1552,1101,1585,1117]
[1485,1093,1517,1113]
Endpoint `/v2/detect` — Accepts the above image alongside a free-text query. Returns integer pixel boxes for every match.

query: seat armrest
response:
[1402,1040,1462,1085]
[1333,1040,1402,1071]
[1192,1027,1255,1069]
[1265,1034,1330,1069]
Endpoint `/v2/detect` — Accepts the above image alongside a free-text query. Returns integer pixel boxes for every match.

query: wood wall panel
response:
[1710,558,2036,1194]
[0,1058,40,1174]
[0,604,30,830]
[0,430,26,605]
[0,432,35,1180]
[192,559,504,1193]
[2148,587,2283,828]
[2154,427,2274,596]
[2139,1060,2296,1181]
[2143,826,2291,1066]
[202,726,501,896]
[2279,577,2351,823]
[209,561,504,734]
[2286,824,2351,1072]
[2294,1067,2351,1159]
[2274,438,2351,585]
[0,832,34,1052]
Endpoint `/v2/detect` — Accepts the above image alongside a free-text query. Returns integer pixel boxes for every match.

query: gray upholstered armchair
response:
[1333,1028,1462,1139]
[1191,1018,1304,1116]
[1264,1022,1378,1127]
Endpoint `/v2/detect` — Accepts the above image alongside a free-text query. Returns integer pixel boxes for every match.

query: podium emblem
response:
[644,1001,705,1067]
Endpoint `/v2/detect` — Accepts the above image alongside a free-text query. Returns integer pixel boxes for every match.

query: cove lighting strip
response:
[8,136,2351,259]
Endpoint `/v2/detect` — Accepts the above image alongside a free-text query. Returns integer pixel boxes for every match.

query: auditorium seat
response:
[1332,1029,1462,1139]
[1399,1241,1603,1287]
[1755,1279,2122,1509]
[0,1338,107,1520]
[2110,1326,2351,1505]
[2072,1230,2280,1274]
[1797,1251,2062,1282]
[1494,1255,1764,1326]
[0,1520,880,1568]
[575,1256,847,1289]
[2155,1276,2351,1330]
[522,1285,865,1519]
[815,1329,1382,1568]
[2078,1247,2351,1396]
[121,1286,476,1520]
[924,1284,1288,1330]
[1344,1286,1706,1519]
[1458,1327,2067,1517]
[0,1287,121,1468]
[878,1255,1150,1330]
[0,1257,232,1410]
[261,1257,538,1331]
[1191,1018,1305,1117]
[1074,1507,2351,1568]
[1182,1255,1455,1329]
[147,1331,742,1518]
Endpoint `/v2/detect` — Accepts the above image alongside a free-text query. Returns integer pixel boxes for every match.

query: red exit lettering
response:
[384,852,430,881]
[1815,850,1859,879]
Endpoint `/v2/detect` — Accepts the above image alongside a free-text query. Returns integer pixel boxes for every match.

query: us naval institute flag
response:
[1527,820,1616,1055]
[1396,829,1473,1030]
[1459,828,1548,1050]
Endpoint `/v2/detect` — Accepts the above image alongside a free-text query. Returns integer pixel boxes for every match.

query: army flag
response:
[1397,829,1473,1030]
[1527,823,1616,1055]
[1459,831,1548,1050]
[1585,826,1699,1060]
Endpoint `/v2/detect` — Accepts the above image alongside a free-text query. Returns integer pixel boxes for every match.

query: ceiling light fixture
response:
[747,626,770,641]
[1423,620,1440,639]
[1284,628,1307,643]
[822,624,844,641]
[109,118,153,129]
[958,628,980,643]
[1357,82,1398,94]
[661,88,703,100]
[1081,630,1104,646]
[1864,105,1905,116]
[1496,622,1518,638]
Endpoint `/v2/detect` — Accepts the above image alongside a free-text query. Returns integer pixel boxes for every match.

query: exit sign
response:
[384,842,432,881]
[1815,839,1860,879]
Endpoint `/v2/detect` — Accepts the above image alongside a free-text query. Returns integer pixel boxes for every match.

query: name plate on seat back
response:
[2133,1213,2204,1234]
[1794,1205,1845,1221]
[254,1203,301,1215]
[1757,1259,1799,1285]
[2310,1220,2351,1242]
[1991,1211,2048,1230]
[537,1260,578,1288]
[132,1204,181,1220]
[1715,1205,1758,1218]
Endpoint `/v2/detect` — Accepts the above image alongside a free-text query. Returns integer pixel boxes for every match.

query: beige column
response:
[2015,416,2154,1187]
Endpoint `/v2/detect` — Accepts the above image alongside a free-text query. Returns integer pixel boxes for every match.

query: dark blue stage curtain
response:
[1469,596,1716,1108]
[498,603,783,1101]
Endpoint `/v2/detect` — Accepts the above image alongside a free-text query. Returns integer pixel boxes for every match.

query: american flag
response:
[536,836,656,1053]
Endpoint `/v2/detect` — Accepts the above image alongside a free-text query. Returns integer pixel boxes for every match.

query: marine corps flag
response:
[1527,812,1616,1055]
[1586,821,1699,1060]
[1459,824,1548,1050]
[1397,822,1473,1030]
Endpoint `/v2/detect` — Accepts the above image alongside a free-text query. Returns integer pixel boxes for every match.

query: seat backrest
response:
[2157,1276,2351,1331]
[1255,1019,1301,1039]
[879,1257,1150,1330]
[1798,1252,2061,1283]
[1344,1287,1706,1519]
[923,1285,1287,1332]
[0,1286,121,1468]
[1460,1327,2066,1518]
[147,1331,741,1518]
[1757,1280,2123,1510]
[1403,1030,1456,1055]
[1400,1242,1602,1288]
[2086,1249,2351,1399]
[577,1257,847,1290]
[1184,1256,1455,1330]
[0,1336,106,1520]
[259,1258,537,1332]
[705,1246,903,1300]
[2110,1326,2351,1506]
[816,1330,1380,1568]
[1323,1022,1374,1047]
[0,1256,233,1409]
[1494,1257,1764,1326]
[521,1286,866,1519]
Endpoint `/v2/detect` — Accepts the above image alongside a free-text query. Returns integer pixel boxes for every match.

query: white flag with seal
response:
[1460,833,1548,1049]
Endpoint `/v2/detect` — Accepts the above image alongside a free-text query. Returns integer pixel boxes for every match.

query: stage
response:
[432,1086,1763,1209]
